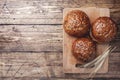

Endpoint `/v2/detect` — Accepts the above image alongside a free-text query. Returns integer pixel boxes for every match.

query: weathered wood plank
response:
[110,39,120,52]
[0,52,63,78]
[0,0,120,24]
[0,0,119,79]
[0,25,62,52]
[0,25,120,52]
[0,77,78,80]
[1,77,120,80]
[0,52,120,78]
[110,9,120,25]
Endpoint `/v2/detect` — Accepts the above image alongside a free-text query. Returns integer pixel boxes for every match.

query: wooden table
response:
[0,0,120,80]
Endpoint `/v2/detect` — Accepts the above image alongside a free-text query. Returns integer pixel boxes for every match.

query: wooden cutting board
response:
[63,7,110,73]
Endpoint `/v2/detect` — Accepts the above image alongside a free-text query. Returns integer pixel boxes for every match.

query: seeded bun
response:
[63,10,90,37]
[91,17,117,43]
[72,38,96,62]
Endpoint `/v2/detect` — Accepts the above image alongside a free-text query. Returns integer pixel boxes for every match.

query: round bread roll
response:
[91,17,117,43]
[72,38,96,62]
[63,10,90,37]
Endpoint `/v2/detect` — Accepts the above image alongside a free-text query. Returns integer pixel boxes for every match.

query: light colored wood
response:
[63,7,110,73]
[0,52,120,78]
[0,52,63,77]
[0,25,62,52]
[0,0,120,24]
[0,24,119,52]
[0,0,120,79]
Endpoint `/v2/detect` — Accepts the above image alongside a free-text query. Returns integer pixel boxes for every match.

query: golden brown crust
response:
[63,10,90,37]
[91,17,117,43]
[72,38,96,62]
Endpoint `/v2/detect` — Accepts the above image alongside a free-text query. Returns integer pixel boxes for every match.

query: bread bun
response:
[72,38,96,62]
[91,17,117,43]
[63,10,90,37]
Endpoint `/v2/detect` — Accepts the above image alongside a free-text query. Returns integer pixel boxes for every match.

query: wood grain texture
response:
[0,25,62,52]
[0,25,119,52]
[0,0,120,79]
[0,0,120,24]
[1,78,120,80]
[0,52,120,78]
[0,25,119,78]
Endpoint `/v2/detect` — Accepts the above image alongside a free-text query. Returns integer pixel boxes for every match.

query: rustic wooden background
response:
[0,0,120,80]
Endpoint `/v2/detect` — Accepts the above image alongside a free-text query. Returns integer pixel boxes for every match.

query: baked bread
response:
[63,10,90,37]
[91,17,117,43]
[72,38,96,62]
